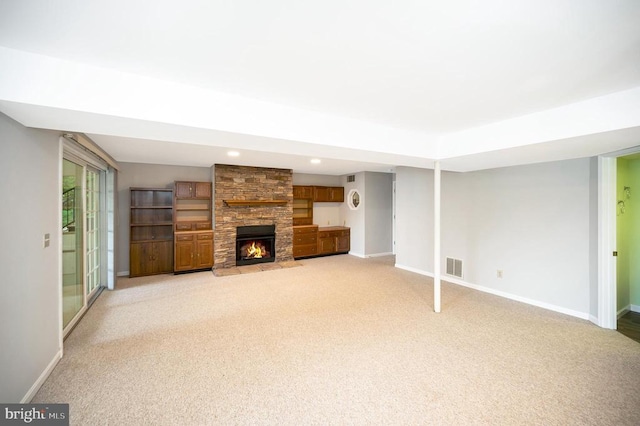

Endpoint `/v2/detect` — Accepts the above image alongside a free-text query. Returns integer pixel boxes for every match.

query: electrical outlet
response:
[43,233,50,248]
[497,270,503,278]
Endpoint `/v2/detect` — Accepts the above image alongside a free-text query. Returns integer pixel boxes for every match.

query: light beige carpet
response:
[34,255,640,425]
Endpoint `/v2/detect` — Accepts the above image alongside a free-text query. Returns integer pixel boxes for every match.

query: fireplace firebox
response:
[236,225,276,266]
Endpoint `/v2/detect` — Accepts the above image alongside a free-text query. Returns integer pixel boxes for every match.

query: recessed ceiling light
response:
[227,150,240,157]
[310,158,321,164]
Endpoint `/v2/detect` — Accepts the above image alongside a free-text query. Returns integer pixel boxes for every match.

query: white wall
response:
[395,167,434,271]
[116,162,212,276]
[0,113,61,402]
[364,172,393,256]
[396,159,594,317]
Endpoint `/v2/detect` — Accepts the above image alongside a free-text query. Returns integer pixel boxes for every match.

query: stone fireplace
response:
[214,164,293,269]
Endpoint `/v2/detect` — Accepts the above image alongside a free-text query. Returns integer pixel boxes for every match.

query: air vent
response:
[347,175,355,182]
[446,257,463,278]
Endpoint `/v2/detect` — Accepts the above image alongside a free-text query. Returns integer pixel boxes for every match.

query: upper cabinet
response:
[313,186,344,202]
[293,185,314,199]
[293,185,344,202]
[175,181,212,199]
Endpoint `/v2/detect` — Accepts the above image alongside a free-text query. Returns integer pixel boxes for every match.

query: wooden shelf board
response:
[224,200,288,206]
[131,206,173,209]
[130,222,174,226]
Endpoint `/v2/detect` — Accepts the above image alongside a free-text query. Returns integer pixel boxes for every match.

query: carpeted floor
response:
[33,255,640,425]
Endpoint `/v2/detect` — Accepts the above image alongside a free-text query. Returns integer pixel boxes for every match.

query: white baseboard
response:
[22,349,62,403]
[617,305,631,319]
[117,271,129,277]
[589,314,599,325]
[348,252,366,258]
[394,264,590,321]
[365,252,394,258]
[631,304,640,313]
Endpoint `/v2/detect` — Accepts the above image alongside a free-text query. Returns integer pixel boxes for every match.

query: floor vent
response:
[446,257,463,278]
[347,175,355,182]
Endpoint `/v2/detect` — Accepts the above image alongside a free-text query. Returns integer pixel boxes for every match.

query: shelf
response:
[130,222,173,226]
[131,206,173,209]
[224,200,288,206]
[175,207,210,211]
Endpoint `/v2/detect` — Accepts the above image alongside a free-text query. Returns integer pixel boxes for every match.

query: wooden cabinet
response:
[294,185,344,202]
[174,181,213,272]
[175,181,211,199]
[293,225,318,258]
[318,228,350,255]
[313,186,344,202]
[130,241,173,277]
[293,185,314,199]
[173,181,212,232]
[174,232,214,272]
[293,226,349,259]
[129,188,174,277]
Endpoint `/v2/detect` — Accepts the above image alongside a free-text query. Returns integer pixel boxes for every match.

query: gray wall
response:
[396,158,594,316]
[0,113,61,402]
[341,172,365,256]
[364,172,393,256]
[116,162,212,276]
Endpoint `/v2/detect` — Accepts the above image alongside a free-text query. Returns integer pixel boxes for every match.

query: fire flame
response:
[247,241,263,258]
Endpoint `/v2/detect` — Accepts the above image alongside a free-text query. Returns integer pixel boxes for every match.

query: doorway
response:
[598,149,640,330]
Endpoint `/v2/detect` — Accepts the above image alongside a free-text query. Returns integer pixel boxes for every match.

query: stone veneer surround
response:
[214,164,294,269]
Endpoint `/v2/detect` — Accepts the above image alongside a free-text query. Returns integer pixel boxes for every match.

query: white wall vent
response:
[347,175,355,182]
[446,257,463,278]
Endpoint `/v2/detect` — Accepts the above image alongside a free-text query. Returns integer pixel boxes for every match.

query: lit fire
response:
[247,241,263,258]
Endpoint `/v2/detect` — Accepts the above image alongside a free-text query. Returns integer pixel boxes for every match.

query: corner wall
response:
[396,158,593,318]
[0,112,61,402]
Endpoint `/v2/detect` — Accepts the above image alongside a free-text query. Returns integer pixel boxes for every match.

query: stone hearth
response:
[214,164,294,269]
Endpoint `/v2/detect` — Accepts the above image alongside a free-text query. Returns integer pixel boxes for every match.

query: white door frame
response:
[597,147,640,329]
[597,156,617,329]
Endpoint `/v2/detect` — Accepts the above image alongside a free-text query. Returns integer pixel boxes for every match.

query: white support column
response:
[434,161,441,313]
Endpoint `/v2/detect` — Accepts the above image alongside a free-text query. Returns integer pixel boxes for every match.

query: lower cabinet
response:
[130,240,173,277]
[174,231,214,272]
[318,228,350,255]
[294,226,349,259]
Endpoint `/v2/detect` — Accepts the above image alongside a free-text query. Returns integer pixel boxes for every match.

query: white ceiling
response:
[1,0,639,174]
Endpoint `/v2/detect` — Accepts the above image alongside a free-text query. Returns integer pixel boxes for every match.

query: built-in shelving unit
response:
[129,188,174,277]
[173,181,214,272]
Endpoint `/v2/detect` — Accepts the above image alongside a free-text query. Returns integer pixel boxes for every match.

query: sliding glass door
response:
[62,151,108,336]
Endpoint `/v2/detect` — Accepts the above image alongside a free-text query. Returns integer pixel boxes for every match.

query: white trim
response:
[117,271,130,277]
[57,139,64,356]
[365,252,394,258]
[21,350,62,403]
[589,315,599,325]
[433,160,441,313]
[394,264,590,320]
[597,156,617,329]
[631,304,640,313]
